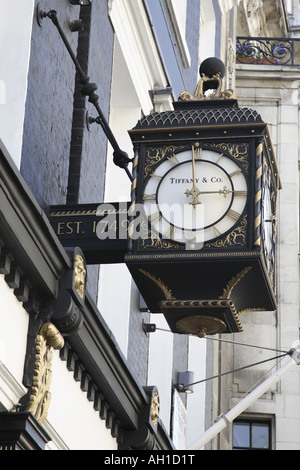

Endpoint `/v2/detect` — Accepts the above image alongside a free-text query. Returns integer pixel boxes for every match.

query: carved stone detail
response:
[150,391,160,427]
[26,323,64,424]
[74,254,86,299]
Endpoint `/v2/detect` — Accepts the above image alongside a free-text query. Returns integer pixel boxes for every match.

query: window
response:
[233,419,271,450]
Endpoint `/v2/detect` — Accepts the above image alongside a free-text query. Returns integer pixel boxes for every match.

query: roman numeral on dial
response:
[164,225,175,240]
[167,154,180,166]
[227,209,241,221]
[215,153,224,164]
[230,169,242,178]
[213,226,221,237]
[150,173,162,179]
[195,148,202,159]
[148,211,162,224]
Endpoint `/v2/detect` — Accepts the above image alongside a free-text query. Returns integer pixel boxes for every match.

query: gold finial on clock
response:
[179,57,235,102]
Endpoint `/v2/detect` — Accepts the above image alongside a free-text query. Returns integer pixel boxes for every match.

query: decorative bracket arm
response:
[37,6,133,181]
[120,386,160,450]
[20,248,87,416]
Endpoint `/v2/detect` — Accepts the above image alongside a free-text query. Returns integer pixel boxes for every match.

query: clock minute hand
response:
[185,146,201,209]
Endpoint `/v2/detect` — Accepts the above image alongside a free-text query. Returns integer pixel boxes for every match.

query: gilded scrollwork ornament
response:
[139,269,175,300]
[179,72,235,102]
[144,145,186,179]
[205,215,247,249]
[150,391,160,427]
[74,254,86,299]
[205,142,249,173]
[26,322,64,424]
[219,266,252,300]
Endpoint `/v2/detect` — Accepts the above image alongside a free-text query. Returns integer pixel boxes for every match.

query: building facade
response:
[0,0,299,451]
[219,0,300,451]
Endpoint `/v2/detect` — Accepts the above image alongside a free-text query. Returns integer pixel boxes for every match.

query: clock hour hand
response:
[199,186,232,198]
[185,186,233,208]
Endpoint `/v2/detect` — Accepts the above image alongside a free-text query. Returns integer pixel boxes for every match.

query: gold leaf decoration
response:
[219,266,252,300]
[139,269,175,300]
[26,323,64,424]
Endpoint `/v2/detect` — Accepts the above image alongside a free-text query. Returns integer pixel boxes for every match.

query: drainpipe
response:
[188,348,300,450]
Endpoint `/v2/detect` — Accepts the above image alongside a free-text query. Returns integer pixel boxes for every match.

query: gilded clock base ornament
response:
[139,267,248,336]
[126,57,280,337]
[160,299,242,337]
[176,315,226,338]
[135,266,262,336]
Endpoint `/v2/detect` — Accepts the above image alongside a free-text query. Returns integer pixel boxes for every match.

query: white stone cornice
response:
[108,0,171,112]
[165,0,191,69]
[0,361,27,411]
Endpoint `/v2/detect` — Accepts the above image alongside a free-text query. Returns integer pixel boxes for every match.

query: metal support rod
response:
[39,8,133,181]
[188,348,300,450]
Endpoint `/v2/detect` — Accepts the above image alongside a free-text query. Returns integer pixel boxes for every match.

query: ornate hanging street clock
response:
[125,58,280,338]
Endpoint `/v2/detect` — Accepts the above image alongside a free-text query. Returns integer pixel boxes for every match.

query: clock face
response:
[262,164,275,276]
[142,146,248,246]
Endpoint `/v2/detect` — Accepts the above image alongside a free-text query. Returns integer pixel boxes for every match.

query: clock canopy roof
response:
[131,56,264,133]
[128,57,279,187]
[132,105,263,130]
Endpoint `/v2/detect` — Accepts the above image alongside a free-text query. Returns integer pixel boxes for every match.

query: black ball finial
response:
[199,57,225,79]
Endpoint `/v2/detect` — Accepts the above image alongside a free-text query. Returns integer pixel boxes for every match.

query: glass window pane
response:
[233,423,250,448]
[252,424,269,449]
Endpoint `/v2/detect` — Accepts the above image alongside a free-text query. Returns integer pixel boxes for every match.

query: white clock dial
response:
[142,146,248,245]
[262,165,275,275]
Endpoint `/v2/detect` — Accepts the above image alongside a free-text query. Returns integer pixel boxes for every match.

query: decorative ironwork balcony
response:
[236,37,300,66]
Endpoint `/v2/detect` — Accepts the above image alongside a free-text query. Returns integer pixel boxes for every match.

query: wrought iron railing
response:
[236,36,300,66]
